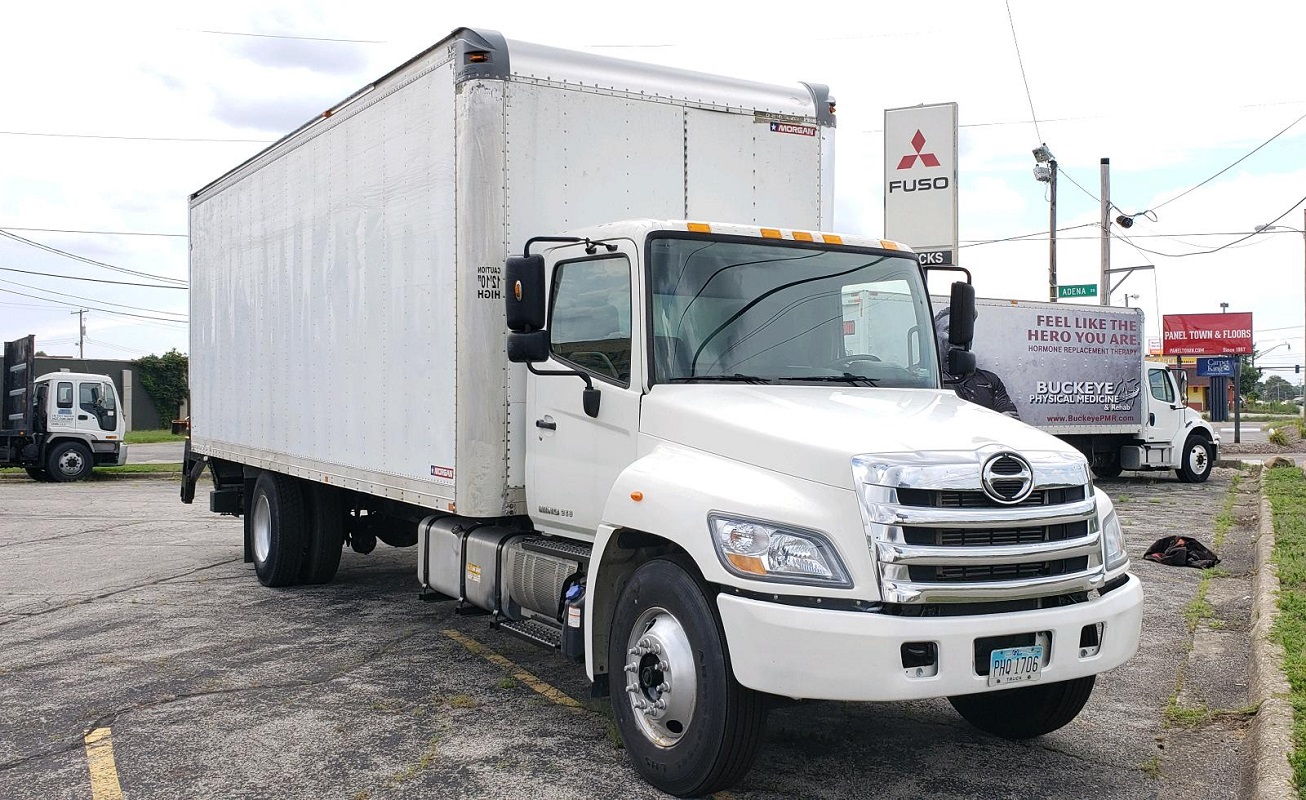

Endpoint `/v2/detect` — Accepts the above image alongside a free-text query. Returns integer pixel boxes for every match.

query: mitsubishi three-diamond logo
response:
[896,130,940,169]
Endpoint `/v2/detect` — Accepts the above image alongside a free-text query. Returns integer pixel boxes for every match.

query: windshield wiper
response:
[776,373,879,387]
[665,373,774,384]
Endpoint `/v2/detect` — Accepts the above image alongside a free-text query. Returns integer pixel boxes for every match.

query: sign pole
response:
[1234,355,1242,443]
[1048,159,1058,302]
[1099,158,1110,306]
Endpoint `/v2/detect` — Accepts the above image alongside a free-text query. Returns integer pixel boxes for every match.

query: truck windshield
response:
[648,235,938,388]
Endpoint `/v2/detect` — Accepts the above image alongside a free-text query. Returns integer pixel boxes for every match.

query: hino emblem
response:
[980,452,1034,505]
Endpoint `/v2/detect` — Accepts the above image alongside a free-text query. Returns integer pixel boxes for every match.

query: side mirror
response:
[507,330,550,363]
[948,348,976,378]
[948,281,976,348]
[505,254,546,332]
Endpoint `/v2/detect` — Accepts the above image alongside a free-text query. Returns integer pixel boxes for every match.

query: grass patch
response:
[496,676,518,690]
[1213,473,1241,550]
[1,462,182,476]
[123,428,186,444]
[1265,465,1306,794]
[447,694,477,709]
[1140,755,1161,779]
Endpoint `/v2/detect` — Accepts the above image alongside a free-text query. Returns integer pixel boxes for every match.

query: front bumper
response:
[717,573,1142,702]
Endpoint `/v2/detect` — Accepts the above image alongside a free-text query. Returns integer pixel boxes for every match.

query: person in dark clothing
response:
[934,308,1021,419]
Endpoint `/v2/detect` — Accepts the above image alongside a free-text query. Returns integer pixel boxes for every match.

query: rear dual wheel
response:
[249,473,344,587]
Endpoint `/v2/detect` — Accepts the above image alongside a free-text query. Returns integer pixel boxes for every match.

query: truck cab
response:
[1093,361,1218,481]
[502,219,1142,792]
[1,337,127,482]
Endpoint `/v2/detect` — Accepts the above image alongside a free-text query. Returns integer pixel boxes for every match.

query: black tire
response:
[249,472,307,587]
[45,440,94,482]
[25,467,54,482]
[949,675,1095,739]
[300,482,344,584]
[1176,437,1213,483]
[607,558,768,797]
[1091,455,1123,480]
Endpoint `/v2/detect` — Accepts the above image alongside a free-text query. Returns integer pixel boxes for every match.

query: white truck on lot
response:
[2,335,128,481]
[181,28,1143,796]
[936,297,1219,482]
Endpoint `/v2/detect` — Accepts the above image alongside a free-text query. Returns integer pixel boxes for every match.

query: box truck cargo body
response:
[185,28,1142,796]
[188,29,832,519]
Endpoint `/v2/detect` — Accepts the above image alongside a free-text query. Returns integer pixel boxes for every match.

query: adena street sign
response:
[1057,284,1098,299]
[1163,312,1254,356]
[884,102,958,268]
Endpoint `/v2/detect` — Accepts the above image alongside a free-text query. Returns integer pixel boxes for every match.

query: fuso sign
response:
[884,102,958,268]
[1162,312,1253,355]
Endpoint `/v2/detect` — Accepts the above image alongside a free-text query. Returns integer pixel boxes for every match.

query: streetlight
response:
[1123,293,1139,307]
[1033,144,1058,302]
[1255,210,1306,420]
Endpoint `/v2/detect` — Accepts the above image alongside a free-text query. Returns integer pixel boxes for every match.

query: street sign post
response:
[1057,284,1098,299]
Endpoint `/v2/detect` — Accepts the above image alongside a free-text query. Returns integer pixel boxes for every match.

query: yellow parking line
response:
[83,727,124,800]
[442,628,583,710]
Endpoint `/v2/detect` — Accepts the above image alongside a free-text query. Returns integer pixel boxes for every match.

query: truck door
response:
[1145,367,1183,447]
[527,242,642,538]
[76,380,117,434]
[51,380,76,430]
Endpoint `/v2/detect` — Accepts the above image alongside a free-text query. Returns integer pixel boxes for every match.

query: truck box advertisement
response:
[958,298,1146,431]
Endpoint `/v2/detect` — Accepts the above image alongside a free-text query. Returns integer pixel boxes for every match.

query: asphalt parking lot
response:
[0,469,1254,800]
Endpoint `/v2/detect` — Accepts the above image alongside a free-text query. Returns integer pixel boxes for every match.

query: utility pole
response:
[71,309,87,359]
[1099,157,1110,305]
[1048,158,1058,302]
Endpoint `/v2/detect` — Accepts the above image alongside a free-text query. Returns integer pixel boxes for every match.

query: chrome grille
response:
[854,453,1104,605]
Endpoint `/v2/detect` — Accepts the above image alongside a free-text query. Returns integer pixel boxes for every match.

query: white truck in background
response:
[181,28,1143,796]
[922,297,1219,482]
[2,335,128,481]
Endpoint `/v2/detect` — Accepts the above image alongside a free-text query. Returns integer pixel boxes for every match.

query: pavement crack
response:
[0,556,243,629]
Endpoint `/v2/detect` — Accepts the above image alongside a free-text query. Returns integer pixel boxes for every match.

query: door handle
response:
[535,419,557,431]
[1148,413,1155,426]
[78,414,89,420]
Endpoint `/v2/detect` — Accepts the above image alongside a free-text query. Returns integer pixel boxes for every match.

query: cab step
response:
[497,617,562,650]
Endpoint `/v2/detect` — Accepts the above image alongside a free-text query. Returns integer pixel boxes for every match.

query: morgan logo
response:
[430,465,454,481]
[770,121,816,136]
[896,130,941,169]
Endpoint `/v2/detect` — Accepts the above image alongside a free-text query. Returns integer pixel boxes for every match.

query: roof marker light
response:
[822,234,843,245]
[879,240,901,250]
[760,228,782,238]
[686,222,711,233]
[792,231,814,242]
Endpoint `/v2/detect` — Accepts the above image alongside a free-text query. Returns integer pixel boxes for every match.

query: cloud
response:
[209,92,332,134]
[232,37,370,75]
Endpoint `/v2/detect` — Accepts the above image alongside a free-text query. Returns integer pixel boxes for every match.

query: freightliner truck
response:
[181,28,1143,796]
[2,335,128,481]
[915,296,1219,482]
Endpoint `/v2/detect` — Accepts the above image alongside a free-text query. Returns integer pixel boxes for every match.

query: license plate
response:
[988,645,1043,687]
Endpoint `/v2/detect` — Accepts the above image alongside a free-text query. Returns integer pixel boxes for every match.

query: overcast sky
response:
[2,1,1303,370]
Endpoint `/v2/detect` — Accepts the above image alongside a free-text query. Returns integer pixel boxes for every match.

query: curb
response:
[1249,484,1297,800]
[0,472,180,482]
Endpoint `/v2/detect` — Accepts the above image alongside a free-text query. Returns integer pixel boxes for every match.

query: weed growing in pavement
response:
[497,676,519,690]
[1264,465,1306,791]
[448,694,478,709]
[1139,755,1161,779]
[1269,428,1292,447]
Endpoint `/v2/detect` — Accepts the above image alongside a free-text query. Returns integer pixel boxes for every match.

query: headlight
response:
[708,515,851,588]
[1102,510,1128,571]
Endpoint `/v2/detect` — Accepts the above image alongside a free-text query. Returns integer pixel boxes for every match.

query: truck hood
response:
[640,385,1084,489]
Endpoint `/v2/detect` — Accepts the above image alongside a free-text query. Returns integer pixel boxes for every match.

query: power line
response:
[0,130,271,144]
[0,265,187,289]
[1003,0,1042,142]
[195,28,386,44]
[1141,109,1306,214]
[0,278,187,318]
[961,223,1099,248]
[0,226,186,238]
[960,228,1305,245]
[0,229,188,285]
[0,287,187,324]
[1112,192,1306,259]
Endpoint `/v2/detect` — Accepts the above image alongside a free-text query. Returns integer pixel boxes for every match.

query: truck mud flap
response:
[180,439,205,504]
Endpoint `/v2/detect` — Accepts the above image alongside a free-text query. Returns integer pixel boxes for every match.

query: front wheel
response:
[45,441,94,482]
[1176,437,1213,483]
[608,558,768,797]
[1091,454,1123,480]
[949,675,1095,739]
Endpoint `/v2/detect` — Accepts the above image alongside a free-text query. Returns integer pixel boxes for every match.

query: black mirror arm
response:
[525,363,602,418]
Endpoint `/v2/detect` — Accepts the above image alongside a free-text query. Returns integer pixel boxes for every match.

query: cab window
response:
[56,382,73,408]
[548,256,632,385]
[1148,369,1174,403]
[79,381,117,432]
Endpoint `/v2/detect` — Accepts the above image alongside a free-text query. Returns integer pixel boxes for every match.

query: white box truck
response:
[921,296,1220,482]
[183,28,1143,796]
[2,334,128,481]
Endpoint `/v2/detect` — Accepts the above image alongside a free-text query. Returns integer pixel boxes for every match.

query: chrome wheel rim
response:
[1189,444,1208,474]
[623,606,697,747]
[57,449,85,476]
[252,494,272,564]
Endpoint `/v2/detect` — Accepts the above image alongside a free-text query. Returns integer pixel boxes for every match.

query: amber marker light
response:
[630,491,644,502]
